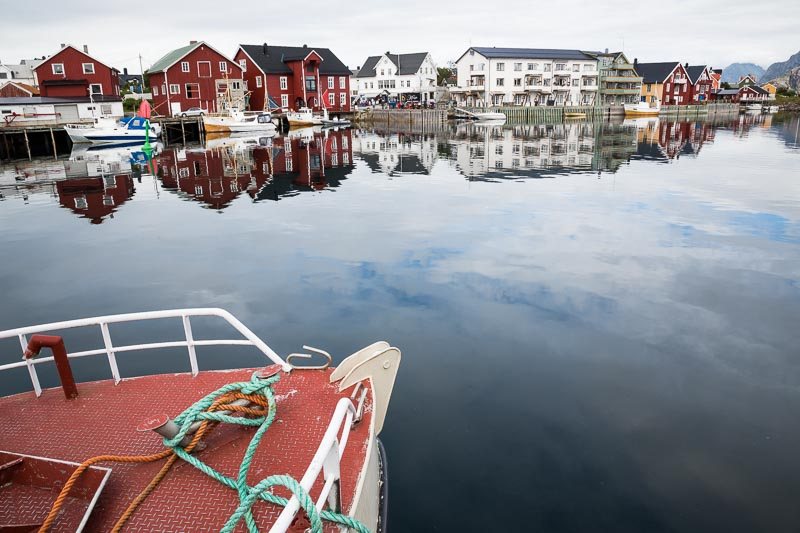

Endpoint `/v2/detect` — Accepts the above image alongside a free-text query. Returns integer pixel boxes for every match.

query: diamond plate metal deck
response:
[0,366,373,532]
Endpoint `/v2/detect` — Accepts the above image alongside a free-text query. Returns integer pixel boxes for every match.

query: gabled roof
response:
[238,44,351,75]
[458,47,596,63]
[148,42,200,73]
[685,65,709,84]
[716,89,739,95]
[635,62,681,83]
[35,45,118,73]
[357,52,430,77]
[0,81,39,95]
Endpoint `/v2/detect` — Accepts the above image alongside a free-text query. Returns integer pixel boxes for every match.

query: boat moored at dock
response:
[203,108,277,134]
[64,117,162,145]
[624,100,661,117]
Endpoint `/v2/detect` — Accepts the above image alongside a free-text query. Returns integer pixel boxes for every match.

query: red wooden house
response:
[635,61,691,105]
[686,65,715,103]
[34,45,120,98]
[56,175,135,224]
[712,85,769,103]
[0,82,39,98]
[148,41,244,117]
[234,44,352,113]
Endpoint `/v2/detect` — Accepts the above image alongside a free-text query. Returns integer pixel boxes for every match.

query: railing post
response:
[20,334,42,397]
[182,315,199,376]
[100,323,121,384]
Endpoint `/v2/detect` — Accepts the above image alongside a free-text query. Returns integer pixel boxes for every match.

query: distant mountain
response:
[760,50,800,83]
[721,63,765,84]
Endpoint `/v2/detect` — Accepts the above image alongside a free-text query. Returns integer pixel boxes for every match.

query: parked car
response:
[180,107,207,117]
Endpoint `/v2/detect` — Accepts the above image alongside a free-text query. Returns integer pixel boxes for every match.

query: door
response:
[171,102,182,116]
[197,62,211,78]
[54,104,79,123]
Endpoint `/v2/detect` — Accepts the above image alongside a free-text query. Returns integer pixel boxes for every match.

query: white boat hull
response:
[203,116,276,134]
[473,112,506,122]
[624,102,660,116]
[65,120,161,145]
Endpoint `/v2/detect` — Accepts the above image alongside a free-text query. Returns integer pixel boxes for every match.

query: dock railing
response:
[0,308,291,396]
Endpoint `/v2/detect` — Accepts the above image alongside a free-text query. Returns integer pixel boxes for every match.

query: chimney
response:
[60,43,66,49]
[633,58,638,67]
[303,44,308,48]
[263,43,269,55]
[190,40,198,45]
[124,67,128,75]
[684,62,688,68]
[604,48,609,54]
[83,45,89,54]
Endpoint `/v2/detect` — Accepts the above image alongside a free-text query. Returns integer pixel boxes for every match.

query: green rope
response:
[163,372,371,533]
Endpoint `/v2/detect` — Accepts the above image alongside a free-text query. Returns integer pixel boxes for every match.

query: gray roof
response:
[356,52,429,78]
[686,65,708,84]
[239,44,351,75]
[635,62,680,83]
[461,47,596,62]
[716,89,740,95]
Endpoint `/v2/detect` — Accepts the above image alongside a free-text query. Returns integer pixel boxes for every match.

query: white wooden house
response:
[355,52,437,103]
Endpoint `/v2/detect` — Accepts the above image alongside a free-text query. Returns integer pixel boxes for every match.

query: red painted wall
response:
[36,46,119,98]
[234,48,351,113]
[150,44,243,117]
[660,64,691,105]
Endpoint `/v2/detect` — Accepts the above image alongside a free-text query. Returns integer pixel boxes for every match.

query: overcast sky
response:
[2,0,798,73]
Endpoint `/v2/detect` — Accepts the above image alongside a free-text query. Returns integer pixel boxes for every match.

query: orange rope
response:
[39,392,268,533]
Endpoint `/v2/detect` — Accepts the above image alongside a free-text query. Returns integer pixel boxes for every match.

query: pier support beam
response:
[49,128,57,160]
[23,128,31,161]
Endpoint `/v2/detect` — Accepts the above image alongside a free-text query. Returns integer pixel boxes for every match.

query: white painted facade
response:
[0,100,123,126]
[352,131,438,174]
[453,49,599,107]
[0,60,39,86]
[356,53,437,102]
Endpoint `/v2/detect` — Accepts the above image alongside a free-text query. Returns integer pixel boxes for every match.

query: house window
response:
[52,63,64,75]
[380,69,384,75]
[170,84,180,94]
[197,61,211,77]
[528,63,536,70]
[328,76,334,89]
[280,77,287,90]
[470,65,474,71]
[555,63,566,71]
[496,78,504,86]
[186,83,200,99]
[74,196,87,209]
[219,61,227,73]
[584,64,594,71]
[340,92,346,106]
[572,64,580,72]
[286,157,293,172]
[514,78,522,87]
[162,84,167,95]
[328,92,335,106]
[153,85,159,96]
[496,62,504,71]
[239,59,247,72]
[305,76,316,91]
[281,94,289,108]
[181,61,190,73]
[514,63,522,71]
[90,84,102,95]
[339,76,346,89]
[544,64,552,72]
[82,63,95,74]
[231,80,241,90]
[256,76,262,88]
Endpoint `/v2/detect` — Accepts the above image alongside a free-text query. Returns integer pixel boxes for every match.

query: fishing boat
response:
[0,308,399,532]
[624,100,661,117]
[64,117,162,145]
[203,108,277,134]
[744,103,763,112]
[285,107,325,127]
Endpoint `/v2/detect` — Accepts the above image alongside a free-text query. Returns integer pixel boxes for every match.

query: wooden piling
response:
[23,128,31,161]
[2,133,9,161]
[49,127,57,160]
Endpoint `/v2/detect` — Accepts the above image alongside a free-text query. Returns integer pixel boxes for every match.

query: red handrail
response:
[24,335,78,399]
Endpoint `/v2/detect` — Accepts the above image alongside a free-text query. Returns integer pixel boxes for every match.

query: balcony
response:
[604,75,643,83]
[601,88,641,94]
[673,78,687,84]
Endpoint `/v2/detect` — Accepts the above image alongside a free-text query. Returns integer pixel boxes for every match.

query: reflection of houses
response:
[258,128,355,198]
[56,175,135,224]
[352,131,437,175]
[633,119,716,161]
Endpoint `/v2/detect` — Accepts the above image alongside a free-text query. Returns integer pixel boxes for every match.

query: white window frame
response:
[340,92,346,106]
[328,92,335,106]
[339,76,346,89]
[52,63,64,75]
[219,61,227,73]
[170,84,180,95]
[197,61,212,78]
[181,61,190,73]
[239,59,247,72]
[153,85,159,96]
[328,77,334,89]
[280,77,288,90]
[89,83,103,95]
[281,94,289,108]
[185,83,200,99]
[82,63,95,74]
[256,76,262,88]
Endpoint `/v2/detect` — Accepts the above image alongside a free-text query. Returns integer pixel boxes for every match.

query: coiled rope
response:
[39,372,370,533]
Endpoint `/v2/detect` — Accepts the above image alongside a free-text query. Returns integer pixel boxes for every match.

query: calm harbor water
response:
[1,113,799,532]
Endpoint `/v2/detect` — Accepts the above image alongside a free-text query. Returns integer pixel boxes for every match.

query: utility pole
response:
[139,53,146,93]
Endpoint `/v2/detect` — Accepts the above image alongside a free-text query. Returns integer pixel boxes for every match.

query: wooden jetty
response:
[354,109,448,131]
[0,125,71,161]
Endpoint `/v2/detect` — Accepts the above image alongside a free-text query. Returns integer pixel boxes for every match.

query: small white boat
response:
[203,107,277,134]
[624,101,661,117]
[744,103,763,111]
[472,111,507,122]
[285,107,324,126]
[321,113,351,128]
[203,132,274,151]
[764,105,779,113]
[65,117,162,145]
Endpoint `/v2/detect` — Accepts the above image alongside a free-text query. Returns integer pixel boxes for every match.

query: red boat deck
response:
[0,366,372,532]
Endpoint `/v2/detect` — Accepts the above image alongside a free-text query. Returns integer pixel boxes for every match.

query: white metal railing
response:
[270,397,358,532]
[0,308,290,396]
